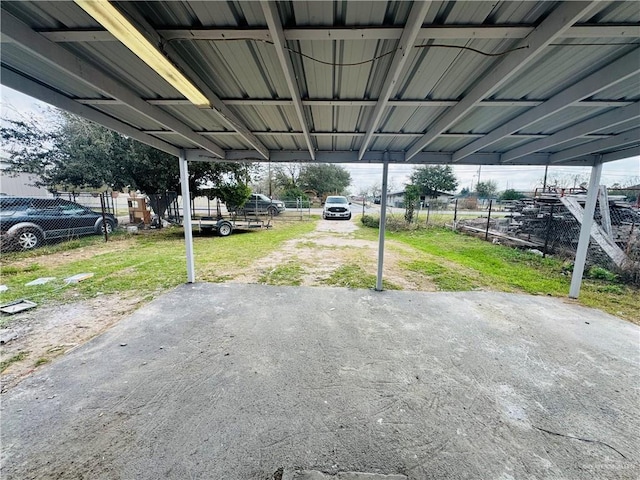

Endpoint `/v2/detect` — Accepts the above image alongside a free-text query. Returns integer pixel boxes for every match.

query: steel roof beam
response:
[217,149,555,165]
[35,24,639,43]
[1,67,181,157]
[501,101,640,162]
[149,130,610,140]
[454,47,640,162]
[549,127,640,164]
[78,98,634,109]
[358,1,432,160]
[406,1,599,161]
[0,9,225,158]
[261,1,315,160]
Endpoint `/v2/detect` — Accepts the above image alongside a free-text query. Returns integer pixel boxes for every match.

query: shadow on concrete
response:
[1,284,638,479]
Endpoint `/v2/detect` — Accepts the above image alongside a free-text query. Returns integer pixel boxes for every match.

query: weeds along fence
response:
[365,195,639,284]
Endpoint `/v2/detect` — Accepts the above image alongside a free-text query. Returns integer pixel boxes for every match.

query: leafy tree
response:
[410,165,458,198]
[273,163,302,190]
[500,189,525,201]
[280,186,309,201]
[404,184,420,223]
[458,187,471,197]
[299,164,352,197]
[1,112,251,202]
[475,180,498,199]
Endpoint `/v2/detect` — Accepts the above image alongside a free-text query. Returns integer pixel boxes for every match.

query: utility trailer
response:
[197,216,271,237]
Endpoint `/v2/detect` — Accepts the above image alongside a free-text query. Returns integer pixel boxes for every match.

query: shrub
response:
[587,266,618,282]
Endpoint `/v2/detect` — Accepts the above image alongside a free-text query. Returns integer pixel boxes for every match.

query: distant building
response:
[0,157,51,196]
[386,190,455,208]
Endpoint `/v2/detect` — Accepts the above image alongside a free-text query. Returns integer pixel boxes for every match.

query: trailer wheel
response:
[217,221,233,237]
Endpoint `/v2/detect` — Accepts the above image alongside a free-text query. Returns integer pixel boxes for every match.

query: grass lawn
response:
[1,219,637,325]
[356,225,639,324]
[0,220,317,314]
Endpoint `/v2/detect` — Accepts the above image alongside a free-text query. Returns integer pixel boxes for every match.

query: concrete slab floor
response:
[1,283,638,480]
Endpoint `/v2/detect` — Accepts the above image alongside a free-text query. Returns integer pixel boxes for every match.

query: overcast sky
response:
[2,85,638,194]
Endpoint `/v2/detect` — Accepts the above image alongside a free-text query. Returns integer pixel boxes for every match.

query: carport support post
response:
[569,159,603,298]
[179,150,196,283]
[376,159,389,291]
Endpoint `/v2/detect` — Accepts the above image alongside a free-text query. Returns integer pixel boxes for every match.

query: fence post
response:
[99,192,109,242]
[453,198,458,229]
[626,217,636,255]
[425,203,430,225]
[485,199,493,241]
[543,204,555,258]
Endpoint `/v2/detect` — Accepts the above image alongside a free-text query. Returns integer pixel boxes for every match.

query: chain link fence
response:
[0,192,118,251]
[365,192,639,283]
[454,194,639,282]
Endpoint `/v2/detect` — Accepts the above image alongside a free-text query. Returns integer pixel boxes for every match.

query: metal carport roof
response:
[1,0,639,295]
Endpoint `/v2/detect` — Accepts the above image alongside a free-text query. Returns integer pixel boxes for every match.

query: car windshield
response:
[326,197,348,204]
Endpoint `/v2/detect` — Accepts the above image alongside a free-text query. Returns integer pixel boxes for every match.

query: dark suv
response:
[234,193,286,217]
[0,196,118,250]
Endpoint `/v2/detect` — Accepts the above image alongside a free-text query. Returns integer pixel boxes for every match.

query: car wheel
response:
[218,221,233,237]
[16,228,43,250]
[98,220,115,234]
[267,206,279,217]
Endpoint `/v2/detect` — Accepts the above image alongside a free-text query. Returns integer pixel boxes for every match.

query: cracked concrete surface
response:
[1,284,638,479]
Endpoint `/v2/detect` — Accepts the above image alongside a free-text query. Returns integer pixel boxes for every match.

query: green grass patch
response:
[323,264,401,290]
[1,351,29,372]
[382,226,639,322]
[34,357,50,367]
[403,260,478,291]
[389,228,567,294]
[258,261,304,286]
[0,221,317,305]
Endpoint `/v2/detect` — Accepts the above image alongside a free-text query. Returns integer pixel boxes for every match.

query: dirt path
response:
[1,219,432,391]
[231,218,436,290]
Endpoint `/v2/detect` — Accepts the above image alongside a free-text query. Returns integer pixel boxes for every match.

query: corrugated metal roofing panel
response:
[382,105,450,134]
[496,43,637,100]
[590,77,640,101]
[170,40,290,99]
[583,1,640,23]
[228,105,300,132]
[158,105,235,133]
[2,1,638,166]
[91,104,167,131]
[593,118,638,135]
[144,131,200,149]
[421,136,476,152]
[334,106,372,134]
[451,106,531,134]
[482,137,544,153]
[524,106,614,135]
[64,42,183,99]
[201,134,250,151]
[1,44,100,98]
[2,1,92,28]
[286,1,412,28]
[543,136,604,153]
[370,135,416,152]
[259,135,306,151]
